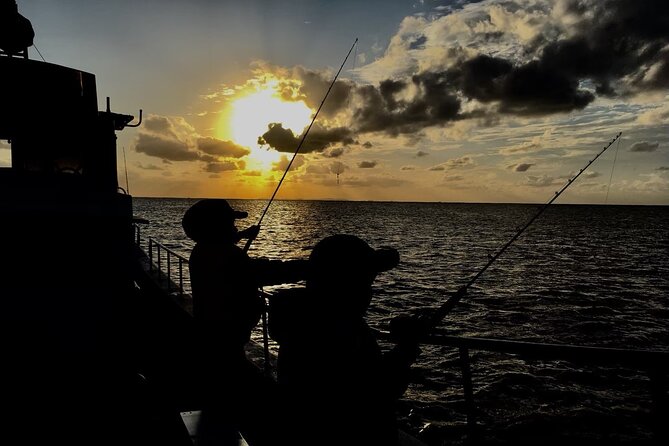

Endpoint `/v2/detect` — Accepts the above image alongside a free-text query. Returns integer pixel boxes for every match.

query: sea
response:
[133,198,668,446]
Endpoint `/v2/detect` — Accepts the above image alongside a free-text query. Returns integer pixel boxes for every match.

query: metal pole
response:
[459,347,477,439]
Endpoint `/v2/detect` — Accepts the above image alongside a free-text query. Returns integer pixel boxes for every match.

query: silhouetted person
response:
[0,1,35,57]
[182,199,307,446]
[270,234,419,446]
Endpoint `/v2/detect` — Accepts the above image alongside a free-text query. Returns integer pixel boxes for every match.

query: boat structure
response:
[1,5,668,446]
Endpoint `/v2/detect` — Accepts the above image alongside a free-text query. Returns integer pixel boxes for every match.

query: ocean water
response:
[133,198,669,445]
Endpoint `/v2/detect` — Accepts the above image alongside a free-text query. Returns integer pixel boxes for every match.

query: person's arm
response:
[250,257,309,286]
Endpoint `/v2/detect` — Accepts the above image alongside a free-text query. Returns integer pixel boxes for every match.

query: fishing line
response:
[425,132,623,329]
[33,42,46,62]
[604,136,622,204]
[243,37,359,253]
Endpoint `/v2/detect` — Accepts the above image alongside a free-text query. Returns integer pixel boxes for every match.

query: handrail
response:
[409,332,669,442]
[133,223,189,295]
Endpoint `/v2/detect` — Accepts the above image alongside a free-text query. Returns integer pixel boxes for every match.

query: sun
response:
[225,85,313,169]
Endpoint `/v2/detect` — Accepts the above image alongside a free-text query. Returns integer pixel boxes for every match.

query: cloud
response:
[525,175,559,187]
[358,161,378,168]
[630,141,660,152]
[258,123,355,153]
[323,147,345,158]
[508,163,534,172]
[429,156,475,171]
[306,164,331,175]
[135,133,200,161]
[637,104,669,125]
[272,155,305,172]
[353,0,669,124]
[583,171,602,179]
[363,142,373,148]
[136,163,163,170]
[415,150,429,157]
[444,175,464,182]
[330,161,348,175]
[243,170,263,176]
[337,176,409,188]
[204,160,246,173]
[657,166,669,171]
[197,137,250,158]
[144,115,175,136]
[401,165,417,170]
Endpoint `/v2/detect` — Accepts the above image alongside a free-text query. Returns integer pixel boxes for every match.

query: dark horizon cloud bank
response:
[259,0,669,151]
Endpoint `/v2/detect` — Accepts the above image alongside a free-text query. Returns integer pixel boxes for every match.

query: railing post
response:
[649,367,668,444]
[179,258,184,294]
[157,244,162,280]
[459,347,477,441]
[167,251,172,292]
[135,224,141,246]
[148,239,153,272]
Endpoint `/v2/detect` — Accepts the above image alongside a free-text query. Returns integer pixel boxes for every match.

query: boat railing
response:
[410,332,669,442]
[133,223,190,295]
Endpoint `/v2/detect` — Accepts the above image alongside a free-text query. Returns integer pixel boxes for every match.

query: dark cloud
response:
[135,134,200,161]
[630,141,660,152]
[358,161,378,168]
[279,66,354,118]
[258,123,355,153]
[508,163,535,172]
[197,137,250,158]
[503,0,669,98]
[136,163,163,170]
[330,161,348,175]
[656,166,669,171]
[323,147,345,158]
[143,115,174,135]
[204,160,245,173]
[430,156,475,171]
[444,175,464,182]
[362,141,373,148]
[401,165,417,171]
[415,150,429,158]
[353,72,461,135]
[272,155,305,172]
[448,55,594,115]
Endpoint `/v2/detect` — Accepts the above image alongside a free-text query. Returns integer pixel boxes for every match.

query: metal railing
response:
[133,223,190,295]
[419,333,669,443]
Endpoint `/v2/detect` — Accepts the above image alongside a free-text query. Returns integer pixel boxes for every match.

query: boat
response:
[0,8,201,445]
[2,6,667,446]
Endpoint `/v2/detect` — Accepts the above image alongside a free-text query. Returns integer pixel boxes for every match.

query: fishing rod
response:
[243,38,359,253]
[412,132,623,332]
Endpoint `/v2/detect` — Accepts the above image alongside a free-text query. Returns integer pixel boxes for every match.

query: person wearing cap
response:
[269,234,419,446]
[182,198,307,446]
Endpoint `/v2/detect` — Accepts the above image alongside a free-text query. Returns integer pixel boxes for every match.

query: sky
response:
[3,0,668,204]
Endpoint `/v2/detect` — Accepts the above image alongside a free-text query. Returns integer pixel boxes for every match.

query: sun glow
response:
[226,85,313,169]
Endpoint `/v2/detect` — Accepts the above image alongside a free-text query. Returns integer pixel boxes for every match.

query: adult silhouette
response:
[182,198,307,445]
[270,234,419,446]
[0,1,35,57]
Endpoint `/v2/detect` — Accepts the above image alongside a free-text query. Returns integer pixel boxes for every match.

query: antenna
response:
[123,146,130,194]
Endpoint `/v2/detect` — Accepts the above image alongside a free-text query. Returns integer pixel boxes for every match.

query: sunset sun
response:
[227,85,313,169]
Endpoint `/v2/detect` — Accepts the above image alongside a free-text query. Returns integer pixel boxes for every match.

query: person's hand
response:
[389,312,432,345]
[239,225,260,241]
